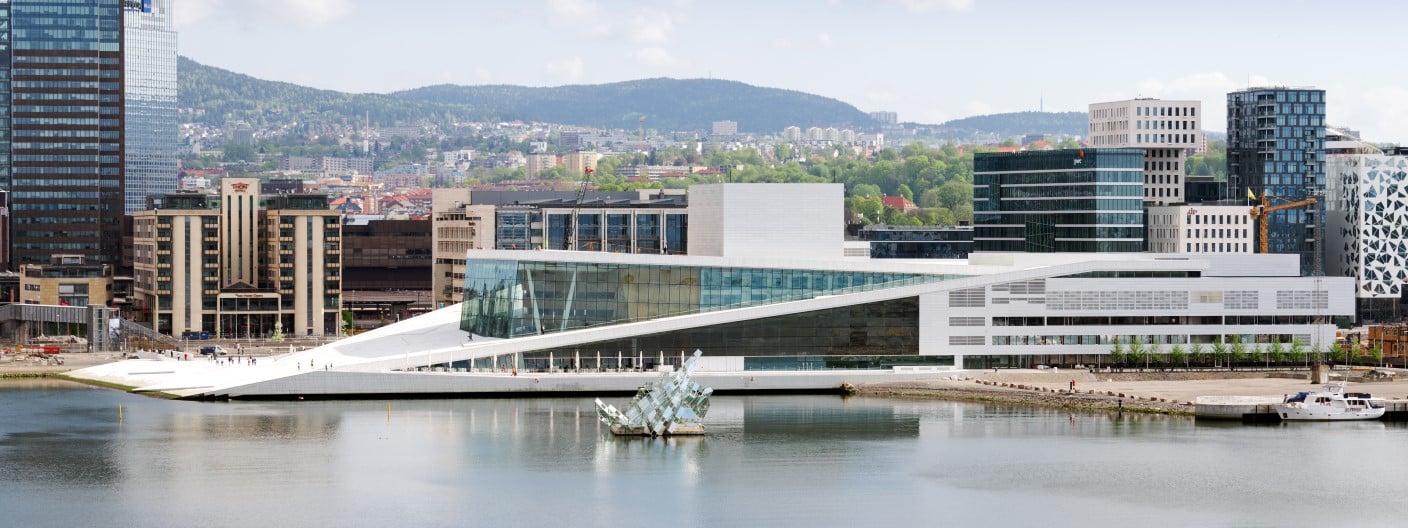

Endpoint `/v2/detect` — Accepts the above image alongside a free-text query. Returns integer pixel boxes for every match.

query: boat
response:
[1275,382,1385,421]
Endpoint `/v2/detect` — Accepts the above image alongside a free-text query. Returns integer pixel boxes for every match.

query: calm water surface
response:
[1,379,1405,527]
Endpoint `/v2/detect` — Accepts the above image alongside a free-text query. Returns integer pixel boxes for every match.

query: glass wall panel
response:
[460,259,958,338]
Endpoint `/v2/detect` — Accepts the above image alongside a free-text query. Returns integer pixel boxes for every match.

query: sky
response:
[179,0,1408,141]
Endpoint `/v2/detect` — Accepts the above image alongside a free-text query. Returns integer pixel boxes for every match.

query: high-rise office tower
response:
[1,0,125,269]
[123,0,177,214]
[1226,87,1326,275]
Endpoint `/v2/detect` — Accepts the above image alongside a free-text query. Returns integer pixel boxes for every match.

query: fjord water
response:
[2,380,1404,528]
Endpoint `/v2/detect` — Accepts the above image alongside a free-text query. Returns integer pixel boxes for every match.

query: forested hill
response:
[936,111,1088,137]
[392,78,876,133]
[178,56,497,127]
[179,57,876,132]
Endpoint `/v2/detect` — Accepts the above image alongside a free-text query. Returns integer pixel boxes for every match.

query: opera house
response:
[72,184,1353,398]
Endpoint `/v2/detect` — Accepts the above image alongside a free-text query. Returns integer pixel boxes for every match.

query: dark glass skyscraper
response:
[974,148,1145,253]
[1227,87,1326,275]
[1,0,125,269]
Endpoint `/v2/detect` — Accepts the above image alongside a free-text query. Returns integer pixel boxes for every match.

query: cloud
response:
[962,100,993,116]
[176,0,351,30]
[544,57,586,83]
[1133,72,1275,131]
[1343,86,1408,143]
[817,32,832,46]
[631,9,675,44]
[890,0,975,14]
[547,0,612,38]
[633,47,681,68]
[867,91,896,104]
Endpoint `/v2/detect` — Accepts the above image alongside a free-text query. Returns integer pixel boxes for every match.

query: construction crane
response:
[567,165,594,250]
[1248,191,1321,273]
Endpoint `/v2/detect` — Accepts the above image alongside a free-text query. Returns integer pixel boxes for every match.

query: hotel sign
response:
[124,0,152,13]
[230,182,250,193]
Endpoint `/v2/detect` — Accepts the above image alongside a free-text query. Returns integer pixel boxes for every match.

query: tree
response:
[1289,337,1307,366]
[1371,344,1385,367]
[1211,339,1229,369]
[1328,342,1345,365]
[1127,339,1146,370]
[1349,340,1363,366]
[1108,337,1125,368]
[918,188,942,208]
[851,183,883,198]
[1268,338,1285,366]
[936,180,971,211]
[1309,342,1325,365]
[1228,335,1247,369]
[1169,343,1187,369]
[896,183,913,201]
[1148,343,1165,369]
[1188,342,1206,367]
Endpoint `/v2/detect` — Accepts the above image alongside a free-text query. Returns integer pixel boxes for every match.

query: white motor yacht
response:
[1275,382,1385,421]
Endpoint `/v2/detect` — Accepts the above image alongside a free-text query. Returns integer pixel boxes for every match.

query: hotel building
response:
[131,178,342,338]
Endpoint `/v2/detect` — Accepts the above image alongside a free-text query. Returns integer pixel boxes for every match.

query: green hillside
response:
[393,78,877,133]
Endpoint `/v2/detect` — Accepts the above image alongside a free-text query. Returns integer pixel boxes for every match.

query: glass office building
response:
[974,148,1145,253]
[3,0,126,268]
[123,0,177,214]
[1227,87,1326,275]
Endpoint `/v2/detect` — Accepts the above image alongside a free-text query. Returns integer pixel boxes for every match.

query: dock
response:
[1195,396,1408,422]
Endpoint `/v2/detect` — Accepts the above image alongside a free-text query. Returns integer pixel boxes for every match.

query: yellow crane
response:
[1248,192,1317,254]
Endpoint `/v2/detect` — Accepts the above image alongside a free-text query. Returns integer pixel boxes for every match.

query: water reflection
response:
[3,381,1408,527]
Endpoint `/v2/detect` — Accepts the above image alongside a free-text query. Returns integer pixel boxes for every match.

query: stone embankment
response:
[859,377,1191,414]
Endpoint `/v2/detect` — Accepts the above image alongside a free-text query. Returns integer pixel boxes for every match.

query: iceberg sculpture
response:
[595,349,714,436]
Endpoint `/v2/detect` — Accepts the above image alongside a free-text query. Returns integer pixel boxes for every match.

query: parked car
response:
[199,345,228,356]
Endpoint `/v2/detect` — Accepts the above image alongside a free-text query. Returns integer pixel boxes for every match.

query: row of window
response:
[1186,242,1249,252]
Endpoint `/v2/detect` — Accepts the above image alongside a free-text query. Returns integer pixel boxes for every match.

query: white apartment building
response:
[712,120,739,136]
[1089,98,1202,205]
[1146,204,1253,254]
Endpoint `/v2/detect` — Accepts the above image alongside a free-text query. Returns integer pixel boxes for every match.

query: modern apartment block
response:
[1145,205,1253,254]
[974,149,1145,253]
[1326,151,1408,322]
[131,178,342,338]
[3,0,127,269]
[1088,98,1202,205]
[123,0,178,214]
[711,120,738,136]
[1227,87,1326,274]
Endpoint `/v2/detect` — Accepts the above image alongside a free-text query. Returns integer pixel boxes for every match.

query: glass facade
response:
[5,0,125,268]
[973,149,1145,253]
[863,226,973,259]
[496,208,685,254]
[460,259,961,339]
[1227,88,1325,275]
[521,298,945,370]
[123,0,177,214]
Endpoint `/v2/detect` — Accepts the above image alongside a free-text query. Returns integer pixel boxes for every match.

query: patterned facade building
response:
[1326,153,1408,322]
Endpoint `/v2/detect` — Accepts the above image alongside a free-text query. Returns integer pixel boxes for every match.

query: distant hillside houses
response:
[780,125,883,147]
